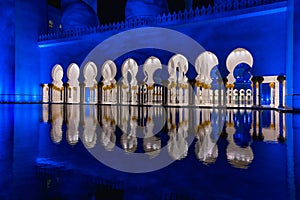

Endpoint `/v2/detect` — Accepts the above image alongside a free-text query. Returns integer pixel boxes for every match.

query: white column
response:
[270,85,274,107]
[42,84,49,103]
[256,83,259,106]
[275,82,279,107]
[283,80,286,107]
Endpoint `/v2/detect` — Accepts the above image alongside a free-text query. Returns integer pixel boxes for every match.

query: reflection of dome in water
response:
[125,0,169,20]
[61,1,99,30]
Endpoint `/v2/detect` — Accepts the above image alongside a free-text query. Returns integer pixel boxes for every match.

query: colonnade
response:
[41,49,286,108]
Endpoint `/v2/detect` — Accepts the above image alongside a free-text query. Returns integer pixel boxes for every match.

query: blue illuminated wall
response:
[39,2,287,84]
[286,0,300,109]
[15,0,47,102]
[0,1,15,102]
[0,0,296,105]
[177,6,287,77]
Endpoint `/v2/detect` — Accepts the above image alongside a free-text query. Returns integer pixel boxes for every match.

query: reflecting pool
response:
[0,104,299,199]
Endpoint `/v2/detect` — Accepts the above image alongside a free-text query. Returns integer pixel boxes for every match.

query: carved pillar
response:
[277,75,286,108]
[217,78,223,107]
[223,78,228,106]
[283,80,286,107]
[251,77,257,106]
[41,84,49,103]
[257,76,264,107]
[207,84,212,106]
[48,83,53,103]
[80,83,85,103]
[269,82,275,107]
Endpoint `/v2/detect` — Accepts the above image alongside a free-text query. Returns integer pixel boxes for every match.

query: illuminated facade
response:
[1,0,300,109]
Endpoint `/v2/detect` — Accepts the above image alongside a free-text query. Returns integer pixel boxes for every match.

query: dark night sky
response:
[47,0,214,24]
[98,0,127,24]
[98,0,214,24]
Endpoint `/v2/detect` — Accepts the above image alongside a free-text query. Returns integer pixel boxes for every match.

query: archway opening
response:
[261,83,271,105]
[210,65,221,90]
[233,63,252,90]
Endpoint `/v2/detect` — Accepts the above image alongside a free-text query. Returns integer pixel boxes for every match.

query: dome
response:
[125,0,169,21]
[61,1,99,31]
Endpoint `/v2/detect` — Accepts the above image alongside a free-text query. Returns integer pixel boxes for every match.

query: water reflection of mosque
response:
[43,105,286,169]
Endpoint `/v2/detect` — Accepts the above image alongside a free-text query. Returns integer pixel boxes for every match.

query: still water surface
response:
[0,104,299,199]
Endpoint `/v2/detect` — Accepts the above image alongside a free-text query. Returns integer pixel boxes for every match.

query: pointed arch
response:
[101,60,116,84]
[66,63,80,103]
[83,61,98,87]
[168,54,188,76]
[67,63,80,85]
[143,56,162,85]
[121,58,138,84]
[226,48,253,84]
[51,64,64,103]
[82,61,98,104]
[51,64,64,86]
[195,51,219,84]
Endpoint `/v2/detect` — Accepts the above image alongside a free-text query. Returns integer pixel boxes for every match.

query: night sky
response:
[98,0,214,24]
[47,0,214,24]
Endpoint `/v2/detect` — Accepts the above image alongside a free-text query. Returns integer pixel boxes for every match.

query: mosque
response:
[1,2,299,199]
[1,0,299,109]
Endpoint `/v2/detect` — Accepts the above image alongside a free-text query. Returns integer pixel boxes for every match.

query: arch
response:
[226,48,253,84]
[67,63,80,103]
[101,60,117,85]
[195,51,219,84]
[122,58,138,85]
[167,54,189,105]
[101,60,117,104]
[52,64,64,86]
[143,56,162,86]
[51,64,64,103]
[168,54,188,83]
[83,61,97,87]
[83,61,98,103]
[121,58,139,104]
[67,63,80,86]
[233,63,252,84]
[168,54,188,73]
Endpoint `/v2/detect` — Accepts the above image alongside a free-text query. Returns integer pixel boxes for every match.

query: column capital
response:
[226,83,234,89]
[251,76,257,83]
[256,76,264,84]
[98,82,103,87]
[189,80,196,87]
[277,75,286,83]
